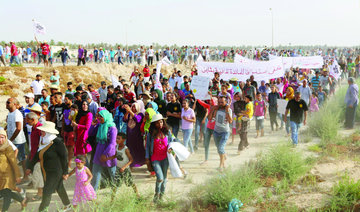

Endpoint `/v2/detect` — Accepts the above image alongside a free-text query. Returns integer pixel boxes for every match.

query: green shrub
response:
[193,165,261,210]
[328,175,360,211]
[90,187,150,212]
[256,144,309,184]
[0,76,5,83]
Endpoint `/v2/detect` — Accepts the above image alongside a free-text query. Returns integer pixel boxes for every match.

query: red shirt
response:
[143,67,150,77]
[124,92,136,103]
[11,44,18,56]
[151,136,168,162]
[30,121,43,160]
[41,43,50,55]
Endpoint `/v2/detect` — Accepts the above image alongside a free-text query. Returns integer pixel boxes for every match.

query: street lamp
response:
[269,8,274,47]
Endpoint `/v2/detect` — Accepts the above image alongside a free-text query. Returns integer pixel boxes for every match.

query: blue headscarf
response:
[147,101,159,114]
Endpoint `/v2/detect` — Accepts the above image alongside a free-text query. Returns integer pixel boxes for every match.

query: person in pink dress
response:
[309,93,319,113]
[64,155,96,208]
[72,101,93,157]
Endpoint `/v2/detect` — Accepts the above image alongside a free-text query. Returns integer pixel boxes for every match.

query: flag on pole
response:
[33,20,46,35]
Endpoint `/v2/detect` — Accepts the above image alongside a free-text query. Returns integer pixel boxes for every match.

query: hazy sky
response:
[1,0,359,46]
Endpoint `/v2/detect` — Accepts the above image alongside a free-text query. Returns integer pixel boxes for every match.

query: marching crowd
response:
[2,39,360,69]
[0,46,359,211]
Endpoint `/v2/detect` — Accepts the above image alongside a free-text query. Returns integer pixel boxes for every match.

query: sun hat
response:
[141,91,152,99]
[37,121,59,134]
[230,77,238,82]
[151,114,167,123]
[29,104,44,114]
[24,93,35,98]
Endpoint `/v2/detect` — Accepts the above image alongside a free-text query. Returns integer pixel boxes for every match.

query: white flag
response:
[161,56,171,66]
[33,20,46,35]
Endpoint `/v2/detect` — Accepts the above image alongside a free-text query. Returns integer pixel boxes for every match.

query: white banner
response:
[190,76,211,100]
[33,20,46,35]
[268,55,324,69]
[292,56,323,69]
[197,56,285,81]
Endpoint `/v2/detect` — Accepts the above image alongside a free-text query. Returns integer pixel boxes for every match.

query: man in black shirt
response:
[53,92,65,133]
[166,93,181,138]
[193,100,208,150]
[284,92,308,146]
[106,85,117,113]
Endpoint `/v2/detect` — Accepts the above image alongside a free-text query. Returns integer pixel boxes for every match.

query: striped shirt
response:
[311,76,320,90]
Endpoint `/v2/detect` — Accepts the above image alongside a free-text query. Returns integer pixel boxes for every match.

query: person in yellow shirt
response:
[238,95,253,153]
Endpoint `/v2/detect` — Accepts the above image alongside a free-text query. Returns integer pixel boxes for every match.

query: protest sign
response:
[190,75,211,100]
[277,99,288,115]
[197,57,285,81]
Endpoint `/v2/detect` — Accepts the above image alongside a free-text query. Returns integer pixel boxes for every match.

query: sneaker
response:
[62,204,72,212]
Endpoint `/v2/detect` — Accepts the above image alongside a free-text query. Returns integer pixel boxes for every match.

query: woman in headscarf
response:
[26,121,70,212]
[88,107,106,170]
[91,109,117,191]
[283,87,294,137]
[147,101,159,113]
[114,98,127,134]
[72,100,93,157]
[0,130,27,211]
[124,102,145,167]
[152,89,167,117]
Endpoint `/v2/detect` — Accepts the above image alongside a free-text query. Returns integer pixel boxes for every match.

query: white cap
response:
[24,93,35,99]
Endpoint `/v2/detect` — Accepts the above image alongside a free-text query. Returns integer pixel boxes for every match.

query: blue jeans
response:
[278,113,284,128]
[118,57,124,65]
[182,128,194,153]
[10,56,19,65]
[195,118,207,149]
[213,131,229,155]
[290,121,302,145]
[204,128,214,161]
[14,143,26,162]
[169,123,180,138]
[91,163,116,191]
[152,158,169,194]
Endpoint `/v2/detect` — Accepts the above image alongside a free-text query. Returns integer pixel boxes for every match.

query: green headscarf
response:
[155,89,163,100]
[144,108,156,133]
[96,110,116,144]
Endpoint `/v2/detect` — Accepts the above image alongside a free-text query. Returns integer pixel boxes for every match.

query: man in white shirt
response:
[297,80,312,105]
[30,74,45,102]
[175,71,183,89]
[5,97,27,180]
[147,45,155,66]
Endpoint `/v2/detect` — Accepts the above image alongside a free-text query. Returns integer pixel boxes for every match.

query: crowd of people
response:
[0,46,359,211]
[2,40,360,70]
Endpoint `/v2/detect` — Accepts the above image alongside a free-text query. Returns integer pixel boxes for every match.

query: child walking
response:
[254,93,267,138]
[107,133,139,198]
[309,93,319,113]
[64,155,97,208]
